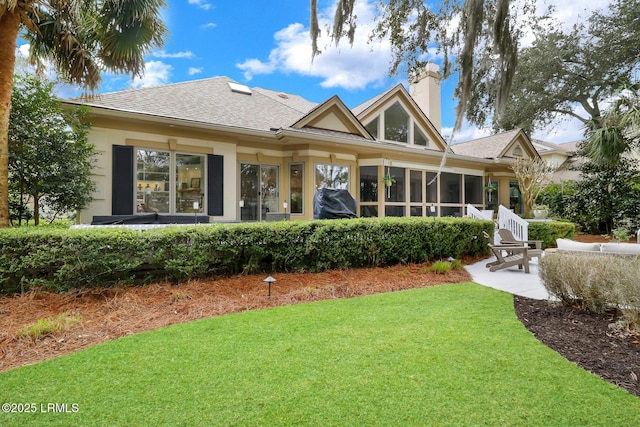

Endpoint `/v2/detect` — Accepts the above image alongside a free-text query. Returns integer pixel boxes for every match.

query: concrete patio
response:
[465,255,552,300]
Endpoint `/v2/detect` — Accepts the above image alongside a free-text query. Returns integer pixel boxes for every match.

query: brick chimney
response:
[409,63,441,133]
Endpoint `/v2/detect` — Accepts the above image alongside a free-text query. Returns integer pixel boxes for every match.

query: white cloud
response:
[188,0,211,10]
[444,124,493,145]
[236,0,393,91]
[531,106,592,143]
[188,67,203,75]
[152,50,195,59]
[132,61,172,88]
[237,58,277,79]
[17,43,30,59]
[234,0,612,143]
[201,22,217,29]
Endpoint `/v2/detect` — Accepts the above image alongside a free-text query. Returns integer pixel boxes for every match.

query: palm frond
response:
[97,0,167,76]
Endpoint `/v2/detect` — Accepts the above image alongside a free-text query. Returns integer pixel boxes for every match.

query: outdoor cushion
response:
[556,238,601,252]
[600,242,640,255]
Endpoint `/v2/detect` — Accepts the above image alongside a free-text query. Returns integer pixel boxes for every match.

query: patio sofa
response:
[555,238,640,256]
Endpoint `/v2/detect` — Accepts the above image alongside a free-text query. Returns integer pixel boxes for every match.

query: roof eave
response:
[275,128,503,164]
[63,102,277,140]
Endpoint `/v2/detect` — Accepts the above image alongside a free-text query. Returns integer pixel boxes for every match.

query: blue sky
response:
[18,0,609,143]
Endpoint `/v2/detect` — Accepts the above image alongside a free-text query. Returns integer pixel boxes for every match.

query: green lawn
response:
[1,283,638,426]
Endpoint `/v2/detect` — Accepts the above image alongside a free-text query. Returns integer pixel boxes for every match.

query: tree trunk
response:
[0,10,21,228]
[33,193,39,226]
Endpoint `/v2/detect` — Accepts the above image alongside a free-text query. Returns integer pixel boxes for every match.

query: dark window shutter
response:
[112,145,134,215]
[208,154,224,216]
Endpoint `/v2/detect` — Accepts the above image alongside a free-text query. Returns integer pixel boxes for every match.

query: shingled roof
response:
[65,76,318,132]
[451,129,523,158]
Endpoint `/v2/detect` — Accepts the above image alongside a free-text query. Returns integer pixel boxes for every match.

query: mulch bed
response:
[514,232,640,397]
[514,296,640,397]
[0,261,471,373]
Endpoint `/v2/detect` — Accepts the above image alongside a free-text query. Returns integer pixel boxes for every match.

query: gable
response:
[354,85,447,151]
[499,132,540,159]
[292,96,373,139]
[452,129,540,160]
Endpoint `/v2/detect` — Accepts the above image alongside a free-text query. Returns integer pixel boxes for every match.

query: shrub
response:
[430,260,452,274]
[536,182,576,219]
[564,160,640,234]
[528,221,575,248]
[0,217,494,294]
[540,252,640,325]
[18,312,82,338]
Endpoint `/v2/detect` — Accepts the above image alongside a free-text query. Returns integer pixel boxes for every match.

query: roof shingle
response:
[451,130,522,158]
[66,76,318,131]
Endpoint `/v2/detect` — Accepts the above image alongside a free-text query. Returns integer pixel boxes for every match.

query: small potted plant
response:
[382,174,396,198]
[382,174,396,187]
[532,204,549,219]
[484,181,497,201]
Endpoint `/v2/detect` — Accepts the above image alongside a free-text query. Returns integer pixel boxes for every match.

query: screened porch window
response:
[359,166,378,202]
[440,172,461,203]
[464,175,483,205]
[315,164,349,190]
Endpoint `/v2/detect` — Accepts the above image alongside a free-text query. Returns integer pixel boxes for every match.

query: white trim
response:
[498,205,528,241]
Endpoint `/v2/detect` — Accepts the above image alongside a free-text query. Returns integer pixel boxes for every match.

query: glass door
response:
[240,164,279,221]
[261,165,279,218]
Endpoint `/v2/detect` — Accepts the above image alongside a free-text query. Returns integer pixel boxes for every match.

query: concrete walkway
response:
[465,255,552,300]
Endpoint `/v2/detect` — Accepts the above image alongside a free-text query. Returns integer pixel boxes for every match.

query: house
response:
[532,139,582,182]
[63,65,543,224]
[450,129,541,215]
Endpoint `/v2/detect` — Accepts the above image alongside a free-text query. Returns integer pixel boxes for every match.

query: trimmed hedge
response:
[0,217,493,294]
[528,221,575,249]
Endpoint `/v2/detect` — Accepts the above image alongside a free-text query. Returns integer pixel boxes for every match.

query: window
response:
[315,164,349,189]
[385,206,405,217]
[509,181,523,214]
[359,166,378,202]
[384,102,409,143]
[426,172,438,203]
[136,149,205,214]
[360,206,378,217]
[441,207,462,217]
[364,117,379,139]
[486,180,499,211]
[464,175,483,205]
[385,167,405,202]
[410,170,422,202]
[414,124,428,147]
[137,150,170,213]
[176,154,204,213]
[289,163,304,214]
[440,172,461,203]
